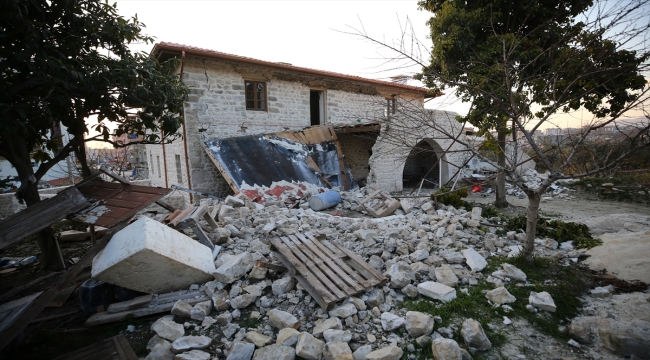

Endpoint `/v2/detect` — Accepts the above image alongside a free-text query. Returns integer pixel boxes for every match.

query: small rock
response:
[381,312,405,331]
[277,328,300,346]
[226,341,255,360]
[174,350,211,360]
[460,319,491,351]
[323,329,352,343]
[390,271,411,288]
[431,338,462,360]
[417,282,457,302]
[171,300,193,318]
[329,303,358,318]
[434,265,459,287]
[248,267,268,281]
[323,342,353,360]
[569,318,591,344]
[353,345,372,360]
[190,301,212,321]
[405,311,434,337]
[312,317,342,337]
[402,284,419,298]
[529,291,556,312]
[486,287,516,304]
[272,277,296,296]
[231,294,257,309]
[567,339,581,348]
[268,309,301,329]
[365,346,403,360]
[462,248,487,272]
[171,336,211,353]
[590,287,612,299]
[152,317,185,342]
[213,252,254,284]
[146,340,175,360]
[252,344,296,360]
[295,332,325,360]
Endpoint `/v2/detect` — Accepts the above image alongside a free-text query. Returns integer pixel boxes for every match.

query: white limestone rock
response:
[381,312,405,331]
[312,317,343,337]
[226,342,255,360]
[170,336,212,353]
[246,331,273,348]
[174,350,211,360]
[430,338,462,360]
[171,300,192,318]
[365,346,403,360]
[277,328,300,346]
[151,317,185,342]
[434,265,459,287]
[272,277,296,296]
[295,332,325,360]
[323,342,353,360]
[323,329,352,343]
[417,282,457,302]
[462,248,487,272]
[190,300,212,321]
[328,303,357,318]
[460,319,491,351]
[231,294,257,309]
[268,309,301,329]
[529,291,556,312]
[492,263,527,282]
[252,344,296,360]
[353,345,372,360]
[213,252,254,284]
[485,287,516,304]
[405,311,434,337]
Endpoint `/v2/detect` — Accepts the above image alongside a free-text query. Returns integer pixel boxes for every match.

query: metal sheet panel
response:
[73,179,171,227]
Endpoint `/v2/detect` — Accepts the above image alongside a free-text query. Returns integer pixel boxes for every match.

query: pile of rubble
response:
[94,185,610,360]
[501,169,576,201]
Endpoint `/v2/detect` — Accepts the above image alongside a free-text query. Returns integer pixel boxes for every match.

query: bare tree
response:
[341,0,650,263]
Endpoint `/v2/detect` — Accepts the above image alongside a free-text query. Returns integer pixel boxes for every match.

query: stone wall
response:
[337,133,378,182]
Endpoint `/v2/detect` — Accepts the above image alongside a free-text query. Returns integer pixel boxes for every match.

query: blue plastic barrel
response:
[308,191,342,211]
[79,279,112,314]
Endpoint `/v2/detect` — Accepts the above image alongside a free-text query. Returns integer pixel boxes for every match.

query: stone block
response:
[417,282,457,302]
[462,248,487,272]
[92,217,216,294]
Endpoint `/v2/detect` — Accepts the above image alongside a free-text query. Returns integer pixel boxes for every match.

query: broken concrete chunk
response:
[248,266,268,281]
[145,339,175,360]
[471,207,482,221]
[190,300,212,321]
[268,309,301,329]
[277,328,300,346]
[389,271,411,288]
[365,346,403,360]
[252,344,296,360]
[417,282,457,302]
[170,335,211,353]
[225,195,245,208]
[211,290,230,311]
[405,311,434,337]
[323,329,352,343]
[462,248,487,272]
[295,332,325,360]
[171,300,193,318]
[152,317,185,342]
[323,342,353,360]
[92,217,216,294]
[431,338,462,360]
[485,287,516,304]
[492,263,527,282]
[421,202,434,213]
[460,319,492,351]
[439,250,464,264]
[213,252,254,284]
[590,287,612,298]
[230,294,257,309]
[529,291,556,312]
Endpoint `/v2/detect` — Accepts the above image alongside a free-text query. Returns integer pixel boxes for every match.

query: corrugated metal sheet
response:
[51,334,138,360]
[73,179,171,227]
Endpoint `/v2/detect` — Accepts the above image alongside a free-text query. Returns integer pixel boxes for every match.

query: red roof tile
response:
[152,42,435,95]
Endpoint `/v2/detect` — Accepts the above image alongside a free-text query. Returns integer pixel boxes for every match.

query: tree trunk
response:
[21,176,62,270]
[494,123,509,208]
[523,191,541,264]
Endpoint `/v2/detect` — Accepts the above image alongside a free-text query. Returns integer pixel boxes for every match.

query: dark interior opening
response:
[310,90,321,126]
[403,141,439,189]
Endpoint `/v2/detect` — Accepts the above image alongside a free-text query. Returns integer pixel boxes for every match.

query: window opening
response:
[245,81,266,110]
[156,156,161,178]
[310,90,324,126]
[175,154,182,184]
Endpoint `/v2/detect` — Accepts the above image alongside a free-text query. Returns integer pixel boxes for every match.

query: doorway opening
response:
[310,90,324,126]
[403,140,440,189]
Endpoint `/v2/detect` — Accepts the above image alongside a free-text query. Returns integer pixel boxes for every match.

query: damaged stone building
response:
[146,43,467,203]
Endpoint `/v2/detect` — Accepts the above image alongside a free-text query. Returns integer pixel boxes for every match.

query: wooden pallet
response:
[359,189,401,217]
[270,233,386,310]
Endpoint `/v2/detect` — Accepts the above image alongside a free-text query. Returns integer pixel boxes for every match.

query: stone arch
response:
[402,139,449,189]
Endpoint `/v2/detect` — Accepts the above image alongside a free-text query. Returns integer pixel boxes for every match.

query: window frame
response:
[386,97,396,115]
[244,80,267,111]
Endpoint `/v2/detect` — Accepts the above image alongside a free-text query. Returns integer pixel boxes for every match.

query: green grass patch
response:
[239,314,263,329]
[399,256,592,355]
[504,216,602,249]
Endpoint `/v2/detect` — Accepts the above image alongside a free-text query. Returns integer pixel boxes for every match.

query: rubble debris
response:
[486,286,516,304]
[151,316,185,341]
[359,190,401,218]
[417,282,457,302]
[365,346,403,360]
[50,334,137,360]
[213,252,254,284]
[91,217,216,294]
[460,318,492,352]
[569,318,592,344]
[270,233,386,309]
[431,338,463,360]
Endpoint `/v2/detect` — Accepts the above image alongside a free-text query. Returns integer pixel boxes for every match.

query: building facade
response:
[146,43,467,203]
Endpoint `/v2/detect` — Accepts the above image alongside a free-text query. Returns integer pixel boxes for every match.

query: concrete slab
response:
[92,217,216,293]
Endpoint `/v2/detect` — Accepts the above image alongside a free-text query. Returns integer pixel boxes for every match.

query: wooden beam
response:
[99,166,131,184]
[0,187,91,251]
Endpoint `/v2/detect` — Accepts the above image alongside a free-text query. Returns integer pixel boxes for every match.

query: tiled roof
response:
[152,42,434,95]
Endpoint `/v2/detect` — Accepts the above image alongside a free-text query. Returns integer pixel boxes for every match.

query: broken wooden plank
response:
[0,187,91,251]
[86,294,210,326]
[99,166,131,184]
[255,260,287,273]
[51,334,138,360]
[0,271,62,303]
[106,294,153,314]
[47,285,76,307]
[0,221,128,352]
[169,205,195,227]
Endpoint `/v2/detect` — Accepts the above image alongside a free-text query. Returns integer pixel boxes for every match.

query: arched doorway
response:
[402,139,446,189]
